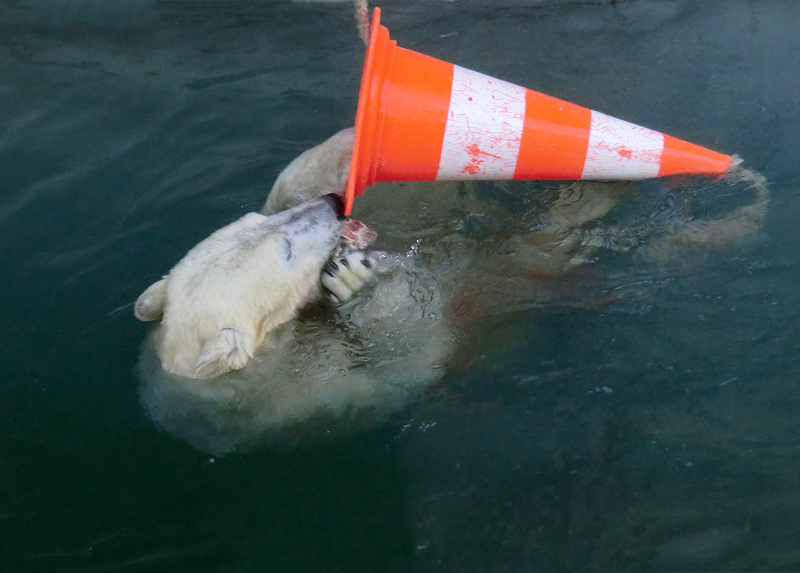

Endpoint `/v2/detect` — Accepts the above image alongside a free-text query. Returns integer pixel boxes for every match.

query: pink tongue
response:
[341,220,377,250]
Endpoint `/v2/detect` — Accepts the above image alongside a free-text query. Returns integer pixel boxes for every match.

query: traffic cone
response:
[343,7,731,215]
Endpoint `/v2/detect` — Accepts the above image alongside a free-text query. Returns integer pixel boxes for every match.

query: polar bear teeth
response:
[321,251,378,304]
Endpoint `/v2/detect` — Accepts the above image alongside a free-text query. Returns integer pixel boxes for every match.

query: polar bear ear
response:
[134,278,168,322]
[193,328,254,379]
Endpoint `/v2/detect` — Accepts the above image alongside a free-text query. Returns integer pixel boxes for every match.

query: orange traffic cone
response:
[344,7,731,215]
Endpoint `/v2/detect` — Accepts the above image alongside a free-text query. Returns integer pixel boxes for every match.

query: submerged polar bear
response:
[136,129,452,454]
[135,128,769,454]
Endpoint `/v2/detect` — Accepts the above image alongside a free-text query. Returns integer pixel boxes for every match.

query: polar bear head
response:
[134,195,345,379]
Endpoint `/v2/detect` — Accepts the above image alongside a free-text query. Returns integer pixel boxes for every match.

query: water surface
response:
[2,0,800,570]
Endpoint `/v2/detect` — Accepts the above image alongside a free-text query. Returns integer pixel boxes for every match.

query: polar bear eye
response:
[279,237,293,261]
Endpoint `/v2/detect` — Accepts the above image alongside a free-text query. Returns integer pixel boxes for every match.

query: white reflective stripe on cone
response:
[582,110,665,179]
[437,65,527,180]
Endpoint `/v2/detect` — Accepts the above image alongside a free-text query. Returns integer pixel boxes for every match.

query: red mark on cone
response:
[463,143,503,175]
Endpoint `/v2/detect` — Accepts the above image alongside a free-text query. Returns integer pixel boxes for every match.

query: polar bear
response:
[135,128,768,455]
[135,130,452,454]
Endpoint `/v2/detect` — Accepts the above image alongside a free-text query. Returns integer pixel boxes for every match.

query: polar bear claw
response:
[321,250,383,304]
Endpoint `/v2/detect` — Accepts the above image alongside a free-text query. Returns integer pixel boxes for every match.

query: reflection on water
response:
[2,0,800,571]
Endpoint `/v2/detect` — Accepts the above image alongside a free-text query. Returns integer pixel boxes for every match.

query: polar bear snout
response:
[321,193,345,220]
[279,196,346,259]
[273,194,343,227]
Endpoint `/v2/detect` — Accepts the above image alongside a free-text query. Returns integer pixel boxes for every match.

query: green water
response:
[2,0,800,570]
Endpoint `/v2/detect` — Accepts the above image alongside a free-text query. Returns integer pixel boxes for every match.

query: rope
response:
[354,0,369,47]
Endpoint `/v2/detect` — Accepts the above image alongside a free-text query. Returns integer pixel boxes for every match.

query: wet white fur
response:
[135,197,344,379]
[135,131,452,454]
[137,257,448,454]
[263,128,354,215]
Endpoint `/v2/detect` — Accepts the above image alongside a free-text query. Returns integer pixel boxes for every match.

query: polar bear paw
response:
[321,250,382,304]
